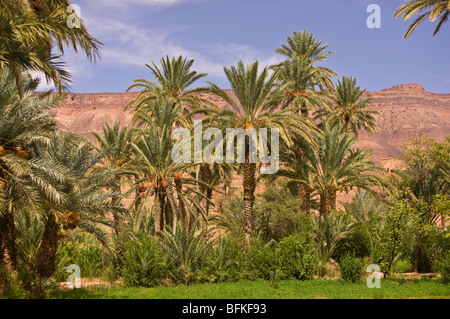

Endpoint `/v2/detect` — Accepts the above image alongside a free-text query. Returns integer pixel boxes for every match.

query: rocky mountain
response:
[53,83,450,165]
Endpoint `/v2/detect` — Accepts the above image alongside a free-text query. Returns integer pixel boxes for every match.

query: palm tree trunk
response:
[296,182,311,215]
[242,158,256,245]
[175,177,189,230]
[37,212,59,279]
[414,232,424,273]
[0,205,17,273]
[330,191,336,212]
[112,179,124,274]
[199,163,211,217]
[158,191,166,232]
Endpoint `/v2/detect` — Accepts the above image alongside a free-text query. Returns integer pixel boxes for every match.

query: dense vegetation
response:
[0,0,449,299]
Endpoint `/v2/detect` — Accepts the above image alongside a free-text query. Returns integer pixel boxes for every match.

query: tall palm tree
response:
[35,132,127,279]
[273,30,337,89]
[91,121,134,272]
[0,68,63,273]
[302,122,385,220]
[0,0,102,94]
[315,76,378,136]
[126,55,210,123]
[394,0,450,38]
[129,99,207,232]
[277,56,330,116]
[204,60,316,243]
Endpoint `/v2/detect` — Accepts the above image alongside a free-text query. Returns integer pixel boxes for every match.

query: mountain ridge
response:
[52,83,450,164]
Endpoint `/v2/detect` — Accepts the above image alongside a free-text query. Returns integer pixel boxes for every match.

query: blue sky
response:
[45,0,450,94]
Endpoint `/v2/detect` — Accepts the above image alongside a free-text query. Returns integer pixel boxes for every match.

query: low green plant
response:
[338,254,364,283]
[162,221,212,285]
[204,236,243,283]
[278,232,315,280]
[122,235,166,287]
[246,239,280,280]
[436,251,450,284]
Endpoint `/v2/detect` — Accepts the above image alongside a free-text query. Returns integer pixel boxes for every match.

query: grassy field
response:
[50,279,450,299]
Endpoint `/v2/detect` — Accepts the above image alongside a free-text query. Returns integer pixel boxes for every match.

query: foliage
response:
[436,251,450,284]
[161,221,212,285]
[203,236,244,283]
[394,0,450,38]
[278,231,315,280]
[312,211,355,277]
[338,254,364,283]
[377,199,419,277]
[254,182,305,242]
[122,235,166,288]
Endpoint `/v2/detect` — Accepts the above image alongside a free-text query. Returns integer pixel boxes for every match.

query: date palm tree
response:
[35,131,127,279]
[0,68,63,273]
[126,55,210,124]
[0,0,102,94]
[315,76,378,137]
[273,30,337,90]
[129,98,207,232]
[302,122,385,220]
[394,0,450,38]
[204,60,316,243]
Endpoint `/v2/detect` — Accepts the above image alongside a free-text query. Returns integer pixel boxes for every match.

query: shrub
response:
[76,245,103,278]
[162,221,211,285]
[338,254,364,283]
[393,259,413,273]
[254,182,304,242]
[278,232,315,280]
[204,236,243,283]
[246,239,280,280]
[436,251,450,284]
[122,236,166,287]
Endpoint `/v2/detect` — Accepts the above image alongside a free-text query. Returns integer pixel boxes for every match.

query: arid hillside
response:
[54,83,450,165]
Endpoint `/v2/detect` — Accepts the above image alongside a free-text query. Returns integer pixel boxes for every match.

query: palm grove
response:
[0,0,449,296]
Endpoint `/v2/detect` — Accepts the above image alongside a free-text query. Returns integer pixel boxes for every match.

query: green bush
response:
[246,239,280,280]
[76,245,103,278]
[393,259,413,273]
[254,182,304,242]
[122,236,166,287]
[338,254,364,283]
[278,232,315,280]
[162,221,211,285]
[203,236,243,283]
[436,251,450,284]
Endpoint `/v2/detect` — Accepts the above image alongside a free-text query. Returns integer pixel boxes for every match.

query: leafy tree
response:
[129,99,207,232]
[273,30,336,89]
[378,199,419,278]
[126,55,210,123]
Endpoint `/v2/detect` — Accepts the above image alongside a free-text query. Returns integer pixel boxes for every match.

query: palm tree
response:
[315,76,378,136]
[91,121,134,272]
[0,0,102,94]
[35,132,127,279]
[273,30,337,89]
[302,122,385,220]
[0,68,63,273]
[129,99,207,232]
[126,55,210,123]
[204,60,316,243]
[394,0,450,38]
[277,56,330,116]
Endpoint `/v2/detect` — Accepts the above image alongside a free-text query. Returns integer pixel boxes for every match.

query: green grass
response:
[49,279,450,299]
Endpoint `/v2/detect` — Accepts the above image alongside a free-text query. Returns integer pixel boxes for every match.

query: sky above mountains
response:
[43,0,450,94]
